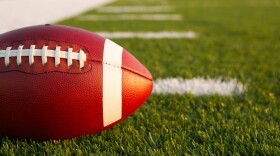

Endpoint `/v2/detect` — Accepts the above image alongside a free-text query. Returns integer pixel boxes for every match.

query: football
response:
[0,25,153,140]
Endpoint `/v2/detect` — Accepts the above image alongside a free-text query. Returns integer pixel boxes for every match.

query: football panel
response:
[122,69,153,119]
[0,62,104,140]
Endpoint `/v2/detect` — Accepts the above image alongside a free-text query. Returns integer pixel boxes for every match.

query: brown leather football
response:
[0,25,153,140]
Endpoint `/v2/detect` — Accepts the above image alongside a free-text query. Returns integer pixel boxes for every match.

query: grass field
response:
[1,0,280,155]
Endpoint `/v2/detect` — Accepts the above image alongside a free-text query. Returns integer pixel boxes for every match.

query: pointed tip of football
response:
[122,68,153,118]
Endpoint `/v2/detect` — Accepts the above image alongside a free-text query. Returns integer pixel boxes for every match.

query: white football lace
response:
[0,45,87,68]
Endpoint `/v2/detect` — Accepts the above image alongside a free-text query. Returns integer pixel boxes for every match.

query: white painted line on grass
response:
[152,78,246,96]
[97,6,174,13]
[0,0,116,33]
[78,14,183,21]
[97,31,197,39]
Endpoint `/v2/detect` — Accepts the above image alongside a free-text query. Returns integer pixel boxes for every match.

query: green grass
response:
[1,0,280,155]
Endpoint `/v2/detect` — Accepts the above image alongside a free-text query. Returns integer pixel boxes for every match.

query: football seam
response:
[0,64,93,75]
[0,41,152,81]
[0,60,152,81]
[100,61,153,81]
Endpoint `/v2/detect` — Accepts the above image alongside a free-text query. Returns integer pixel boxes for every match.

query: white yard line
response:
[152,78,246,96]
[0,0,116,33]
[78,14,183,21]
[97,6,174,13]
[97,31,197,39]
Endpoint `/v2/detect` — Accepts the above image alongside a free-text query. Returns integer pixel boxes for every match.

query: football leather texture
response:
[0,25,153,140]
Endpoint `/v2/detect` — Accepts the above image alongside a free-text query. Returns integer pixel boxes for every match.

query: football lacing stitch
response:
[0,45,87,68]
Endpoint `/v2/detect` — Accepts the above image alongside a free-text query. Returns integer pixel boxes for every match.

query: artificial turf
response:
[1,0,280,155]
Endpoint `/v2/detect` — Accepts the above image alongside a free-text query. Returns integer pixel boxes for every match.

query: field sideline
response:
[0,0,115,33]
[1,0,280,155]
